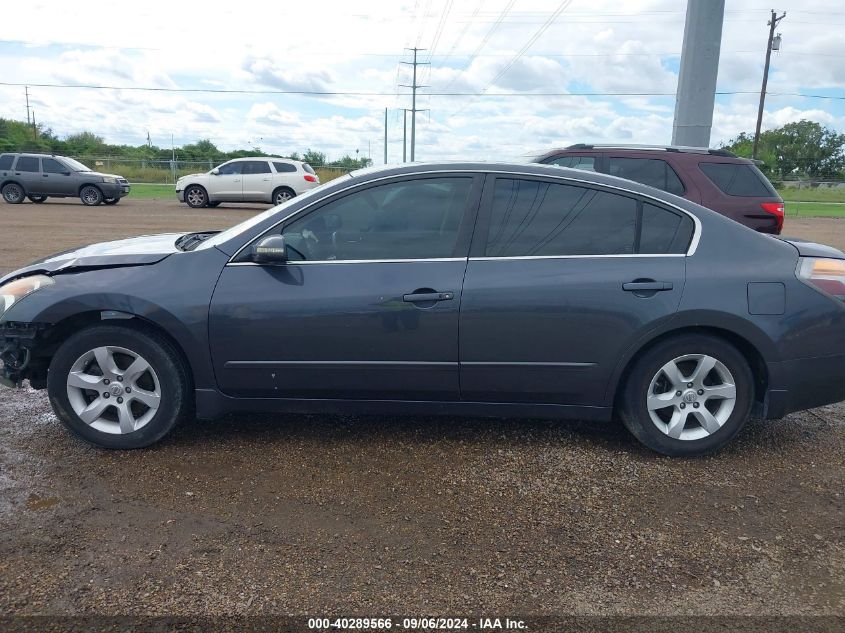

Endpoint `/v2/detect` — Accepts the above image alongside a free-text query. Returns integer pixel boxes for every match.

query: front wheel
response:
[47,325,191,449]
[80,185,103,206]
[619,334,754,457]
[28,195,47,203]
[103,197,119,205]
[2,183,25,204]
[185,185,208,208]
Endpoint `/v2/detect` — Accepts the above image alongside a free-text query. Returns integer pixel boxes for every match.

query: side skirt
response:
[194,388,613,422]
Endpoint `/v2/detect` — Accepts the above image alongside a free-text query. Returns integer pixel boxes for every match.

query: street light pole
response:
[752,10,786,159]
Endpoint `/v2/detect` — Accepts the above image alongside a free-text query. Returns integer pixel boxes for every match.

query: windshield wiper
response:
[175,231,220,251]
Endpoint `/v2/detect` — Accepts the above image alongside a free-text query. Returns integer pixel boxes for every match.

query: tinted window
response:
[607,157,685,195]
[546,155,596,171]
[485,179,637,257]
[282,178,472,261]
[217,162,243,175]
[15,156,39,172]
[699,162,777,197]
[242,160,272,175]
[273,162,296,173]
[303,163,316,175]
[639,203,694,254]
[42,157,67,174]
[0,155,13,170]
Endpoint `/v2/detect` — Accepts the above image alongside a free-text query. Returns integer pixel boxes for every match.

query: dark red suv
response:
[531,144,785,234]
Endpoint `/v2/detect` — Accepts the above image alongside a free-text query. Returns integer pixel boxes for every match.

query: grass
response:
[126,183,176,199]
[785,201,845,218]
[778,187,845,203]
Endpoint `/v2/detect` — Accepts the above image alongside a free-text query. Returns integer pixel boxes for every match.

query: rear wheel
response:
[80,185,103,206]
[47,325,190,449]
[185,185,208,208]
[28,195,47,203]
[2,183,25,204]
[619,334,754,457]
[273,187,295,206]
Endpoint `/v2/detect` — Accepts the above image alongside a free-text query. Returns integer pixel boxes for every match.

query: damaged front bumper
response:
[0,322,47,388]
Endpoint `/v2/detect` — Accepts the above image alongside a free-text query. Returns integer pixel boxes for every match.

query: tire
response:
[2,182,25,204]
[80,185,103,206]
[184,185,208,208]
[207,201,220,208]
[28,195,47,203]
[619,334,754,457]
[103,198,119,205]
[272,187,295,206]
[47,325,191,449]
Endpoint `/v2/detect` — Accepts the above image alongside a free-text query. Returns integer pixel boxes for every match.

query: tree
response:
[64,131,105,155]
[723,120,845,179]
[302,149,326,166]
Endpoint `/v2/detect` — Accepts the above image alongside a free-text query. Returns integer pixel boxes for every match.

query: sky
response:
[1,0,844,162]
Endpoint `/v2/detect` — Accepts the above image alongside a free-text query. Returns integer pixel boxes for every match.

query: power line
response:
[1,82,841,100]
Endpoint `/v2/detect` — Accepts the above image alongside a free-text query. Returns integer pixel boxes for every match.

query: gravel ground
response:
[0,197,844,619]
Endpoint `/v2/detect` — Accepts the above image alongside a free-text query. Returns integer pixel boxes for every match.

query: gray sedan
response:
[1,162,844,456]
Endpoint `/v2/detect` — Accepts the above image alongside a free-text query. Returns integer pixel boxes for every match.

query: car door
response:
[13,156,41,194]
[208,161,243,201]
[459,175,692,407]
[208,174,483,400]
[40,157,74,195]
[240,160,273,203]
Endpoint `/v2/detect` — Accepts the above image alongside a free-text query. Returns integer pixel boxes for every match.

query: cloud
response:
[241,55,334,93]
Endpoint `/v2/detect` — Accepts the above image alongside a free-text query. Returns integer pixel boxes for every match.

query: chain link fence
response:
[68,156,351,184]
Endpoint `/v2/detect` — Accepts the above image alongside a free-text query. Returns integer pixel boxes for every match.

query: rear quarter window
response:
[0,154,14,170]
[303,163,316,175]
[698,162,777,197]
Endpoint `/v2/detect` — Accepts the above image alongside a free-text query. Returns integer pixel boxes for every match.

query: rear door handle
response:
[403,291,455,303]
[623,281,673,292]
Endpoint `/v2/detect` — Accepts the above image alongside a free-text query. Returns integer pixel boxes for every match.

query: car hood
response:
[0,233,183,285]
[81,171,124,180]
[778,236,845,259]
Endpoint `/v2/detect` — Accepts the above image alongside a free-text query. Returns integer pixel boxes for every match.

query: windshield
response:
[62,157,92,172]
[194,181,343,250]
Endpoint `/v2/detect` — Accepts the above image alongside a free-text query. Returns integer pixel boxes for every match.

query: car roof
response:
[533,144,753,163]
[227,156,301,163]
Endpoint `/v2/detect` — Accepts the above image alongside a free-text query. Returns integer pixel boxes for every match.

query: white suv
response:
[176,157,320,208]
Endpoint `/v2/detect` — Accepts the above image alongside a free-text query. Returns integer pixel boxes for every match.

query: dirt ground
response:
[0,197,843,621]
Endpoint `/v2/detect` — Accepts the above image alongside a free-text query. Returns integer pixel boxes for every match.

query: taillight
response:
[797,257,845,301]
[304,174,317,182]
[761,202,785,232]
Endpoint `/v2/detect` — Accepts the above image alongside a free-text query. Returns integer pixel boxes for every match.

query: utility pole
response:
[671,0,725,147]
[752,10,786,159]
[383,107,388,164]
[31,110,36,140]
[400,47,429,161]
[25,86,31,127]
[403,109,407,163]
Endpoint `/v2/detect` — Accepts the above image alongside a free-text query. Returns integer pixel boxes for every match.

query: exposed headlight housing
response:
[101,176,117,184]
[797,257,845,301]
[0,275,54,316]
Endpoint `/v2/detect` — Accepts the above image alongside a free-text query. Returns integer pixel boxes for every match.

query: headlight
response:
[0,275,54,315]
[101,176,117,184]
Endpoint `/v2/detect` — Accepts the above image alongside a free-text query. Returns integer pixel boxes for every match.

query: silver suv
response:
[0,153,130,206]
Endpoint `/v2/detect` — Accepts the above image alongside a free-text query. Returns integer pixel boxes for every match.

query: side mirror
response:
[211,168,220,175]
[252,235,288,264]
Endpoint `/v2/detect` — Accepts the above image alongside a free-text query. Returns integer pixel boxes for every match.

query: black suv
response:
[531,144,784,234]
[0,153,130,206]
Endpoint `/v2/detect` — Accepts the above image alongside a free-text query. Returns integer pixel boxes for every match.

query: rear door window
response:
[15,156,40,172]
[607,157,685,196]
[545,155,596,171]
[273,162,296,173]
[241,160,272,175]
[698,162,777,197]
[484,179,638,257]
[0,155,14,170]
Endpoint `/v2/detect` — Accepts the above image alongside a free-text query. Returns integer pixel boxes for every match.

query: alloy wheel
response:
[187,187,206,207]
[646,353,737,441]
[65,346,161,435]
[275,190,292,205]
[3,184,23,203]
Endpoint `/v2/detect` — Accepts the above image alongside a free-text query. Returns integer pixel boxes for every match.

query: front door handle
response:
[623,281,673,292]
[403,291,455,303]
